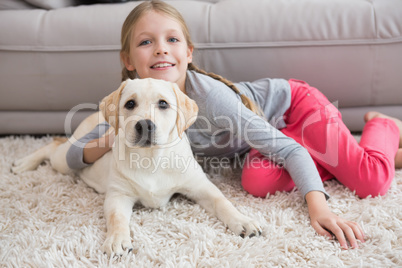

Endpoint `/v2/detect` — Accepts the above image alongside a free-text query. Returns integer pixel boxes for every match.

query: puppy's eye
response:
[158,100,169,109]
[124,100,136,110]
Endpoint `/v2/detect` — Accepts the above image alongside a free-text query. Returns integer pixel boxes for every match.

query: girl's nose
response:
[154,43,168,56]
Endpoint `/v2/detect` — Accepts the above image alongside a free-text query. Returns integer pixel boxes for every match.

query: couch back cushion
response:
[0,0,401,112]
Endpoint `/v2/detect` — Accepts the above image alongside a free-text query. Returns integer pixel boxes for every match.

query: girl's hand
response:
[305,191,365,249]
[104,130,115,149]
[83,132,115,164]
[310,207,365,249]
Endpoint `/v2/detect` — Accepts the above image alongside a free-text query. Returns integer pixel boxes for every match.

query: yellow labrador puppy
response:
[12,78,262,256]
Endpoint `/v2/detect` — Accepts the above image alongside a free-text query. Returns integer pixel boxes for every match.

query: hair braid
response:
[188,63,264,116]
[121,68,135,81]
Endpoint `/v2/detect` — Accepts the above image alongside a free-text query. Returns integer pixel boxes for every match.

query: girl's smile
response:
[150,61,176,70]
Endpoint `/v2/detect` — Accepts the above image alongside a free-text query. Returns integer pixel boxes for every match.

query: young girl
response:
[67,0,402,250]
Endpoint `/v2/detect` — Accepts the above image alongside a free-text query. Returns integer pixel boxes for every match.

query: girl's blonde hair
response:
[120,0,264,116]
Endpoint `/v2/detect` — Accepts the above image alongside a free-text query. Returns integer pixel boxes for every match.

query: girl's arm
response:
[66,122,112,170]
[196,82,364,248]
[83,133,114,164]
[306,191,365,249]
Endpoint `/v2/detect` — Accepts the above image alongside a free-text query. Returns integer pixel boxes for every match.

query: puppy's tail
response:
[53,136,68,144]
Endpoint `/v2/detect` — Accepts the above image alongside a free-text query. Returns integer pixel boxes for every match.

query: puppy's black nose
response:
[135,119,156,136]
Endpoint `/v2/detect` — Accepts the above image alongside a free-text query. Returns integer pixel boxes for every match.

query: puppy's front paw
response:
[228,216,262,238]
[101,233,133,257]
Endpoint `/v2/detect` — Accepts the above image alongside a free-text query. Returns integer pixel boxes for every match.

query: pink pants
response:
[242,79,400,198]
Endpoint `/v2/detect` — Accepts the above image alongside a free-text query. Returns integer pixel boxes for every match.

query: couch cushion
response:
[0,0,35,10]
[0,0,401,129]
[24,0,76,9]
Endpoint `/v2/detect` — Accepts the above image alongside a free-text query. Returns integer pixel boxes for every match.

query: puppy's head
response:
[100,78,198,147]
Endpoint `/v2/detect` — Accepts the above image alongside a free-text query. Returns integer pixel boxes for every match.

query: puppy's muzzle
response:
[134,119,156,147]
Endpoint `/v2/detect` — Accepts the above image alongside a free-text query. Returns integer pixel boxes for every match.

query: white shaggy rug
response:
[0,136,401,267]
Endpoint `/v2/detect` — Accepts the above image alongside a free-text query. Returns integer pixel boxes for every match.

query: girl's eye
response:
[168,37,178,43]
[139,40,151,46]
[124,100,136,110]
[158,100,169,109]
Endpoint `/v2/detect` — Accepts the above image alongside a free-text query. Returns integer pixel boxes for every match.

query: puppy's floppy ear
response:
[171,83,198,138]
[99,80,127,135]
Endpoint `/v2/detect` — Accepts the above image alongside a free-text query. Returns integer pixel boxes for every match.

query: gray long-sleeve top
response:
[67,70,329,199]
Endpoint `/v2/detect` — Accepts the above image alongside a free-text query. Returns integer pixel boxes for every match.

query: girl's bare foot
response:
[364,111,402,148]
[396,149,402,169]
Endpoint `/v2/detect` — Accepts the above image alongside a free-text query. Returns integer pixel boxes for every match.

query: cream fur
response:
[11,78,262,257]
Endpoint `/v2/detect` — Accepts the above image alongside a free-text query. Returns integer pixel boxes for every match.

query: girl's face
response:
[122,10,193,92]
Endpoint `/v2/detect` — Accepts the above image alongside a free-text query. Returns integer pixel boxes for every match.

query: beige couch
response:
[1,0,401,134]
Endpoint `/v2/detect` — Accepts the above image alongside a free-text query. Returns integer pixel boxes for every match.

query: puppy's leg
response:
[11,138,68,174]
[49,140,73,174]
[102,191,136,257]
[12,112,104,175]
[182,175,262,238]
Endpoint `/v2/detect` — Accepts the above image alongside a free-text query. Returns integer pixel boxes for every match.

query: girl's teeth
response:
[152,63,173,68]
